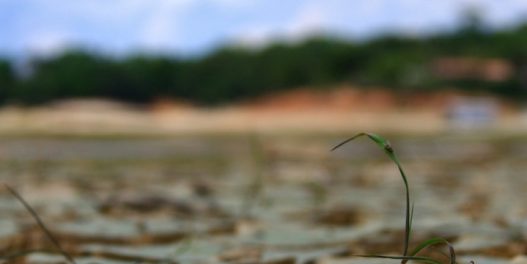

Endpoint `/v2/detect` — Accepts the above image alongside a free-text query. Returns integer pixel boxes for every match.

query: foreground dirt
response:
[1,135,527,263]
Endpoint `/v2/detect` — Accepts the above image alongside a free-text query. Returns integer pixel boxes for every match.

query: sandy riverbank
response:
[0,89,524,136]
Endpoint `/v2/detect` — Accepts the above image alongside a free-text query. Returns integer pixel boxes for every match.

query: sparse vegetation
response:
[332,133,466,264]
[0,133,524,264]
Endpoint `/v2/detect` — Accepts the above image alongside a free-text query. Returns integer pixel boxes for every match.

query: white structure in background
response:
[446,97,498,130]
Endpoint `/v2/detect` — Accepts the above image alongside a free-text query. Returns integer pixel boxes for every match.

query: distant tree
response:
[117,55,183,100]
[0,59,14,103]
[4,20,527,105]
[459,5,486,35]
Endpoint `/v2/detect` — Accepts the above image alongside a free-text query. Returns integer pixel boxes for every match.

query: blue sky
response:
[1,0,527,57]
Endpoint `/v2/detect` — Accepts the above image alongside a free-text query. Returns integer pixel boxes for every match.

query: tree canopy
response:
[2,22,527,106]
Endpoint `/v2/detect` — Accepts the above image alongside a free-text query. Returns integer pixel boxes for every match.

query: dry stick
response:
[3,183,77,264]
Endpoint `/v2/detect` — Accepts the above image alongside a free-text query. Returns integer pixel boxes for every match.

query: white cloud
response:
[232,25,276,47]
[474,0,527,26]
[209,0,255,8]
[10,0,198,54]
[4,0,527,55]
[138,0,196,50]
[231,1,329,47]
[285,1,328,39]
[25,31,71,56]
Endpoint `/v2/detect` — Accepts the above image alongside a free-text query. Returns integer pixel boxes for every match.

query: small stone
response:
[510,255,527,264]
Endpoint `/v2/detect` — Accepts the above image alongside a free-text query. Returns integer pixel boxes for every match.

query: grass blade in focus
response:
[332,133,412,258]
[356,254,443,264]
[407,238,457,264]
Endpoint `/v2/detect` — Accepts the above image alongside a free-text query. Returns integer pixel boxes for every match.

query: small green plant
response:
[332,133,468,264]
[240,134,266,218]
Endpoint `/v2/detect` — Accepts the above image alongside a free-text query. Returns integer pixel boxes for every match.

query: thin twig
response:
[3,183,77,264]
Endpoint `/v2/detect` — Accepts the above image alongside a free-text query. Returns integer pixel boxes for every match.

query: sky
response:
[1,0,527,57]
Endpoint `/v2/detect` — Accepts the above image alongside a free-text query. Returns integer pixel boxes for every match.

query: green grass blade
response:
[356,254,443,264]
[409,202,415,238]
[332,133,412,258]
[406,238,456,264]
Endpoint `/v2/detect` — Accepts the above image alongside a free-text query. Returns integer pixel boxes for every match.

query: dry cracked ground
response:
[1,134,527,264]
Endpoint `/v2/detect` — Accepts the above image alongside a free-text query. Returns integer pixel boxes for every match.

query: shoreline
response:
[0,106,524,138]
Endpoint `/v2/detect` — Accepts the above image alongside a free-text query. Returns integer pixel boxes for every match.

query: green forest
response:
[1,21,527,106]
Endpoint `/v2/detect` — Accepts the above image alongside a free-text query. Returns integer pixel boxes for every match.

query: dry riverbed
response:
[1,134,527,263]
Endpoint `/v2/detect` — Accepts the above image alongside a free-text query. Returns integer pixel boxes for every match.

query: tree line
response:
[1,22,527,106]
